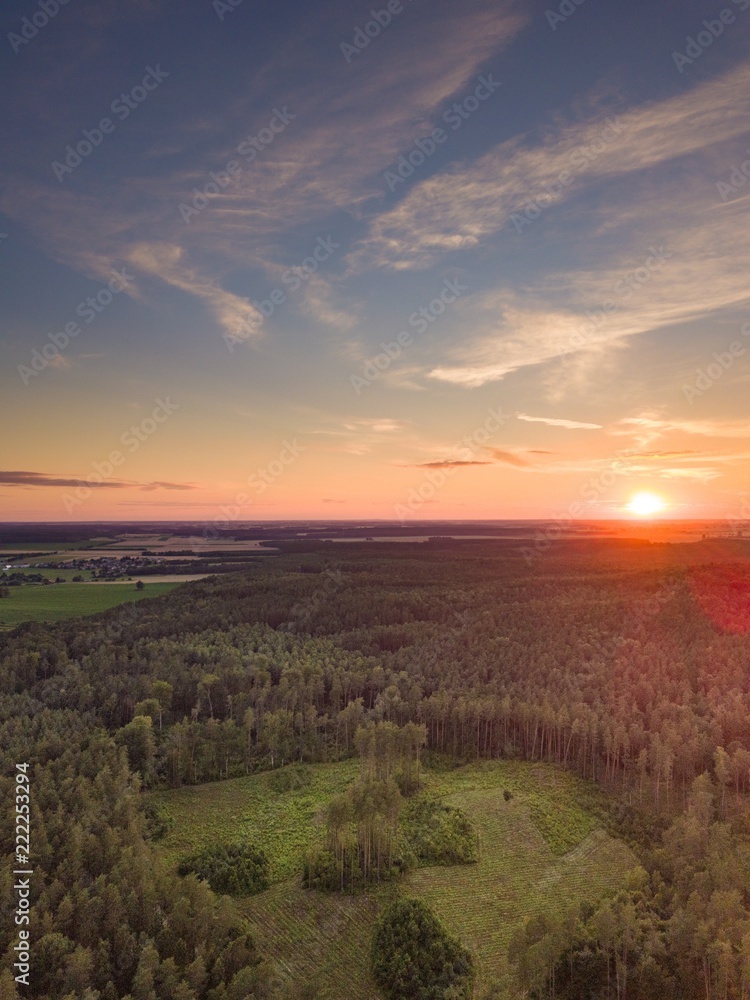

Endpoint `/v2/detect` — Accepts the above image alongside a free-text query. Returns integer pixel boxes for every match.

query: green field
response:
[149,760,638,998]
[0,581,178,627]
[0,538,113,552]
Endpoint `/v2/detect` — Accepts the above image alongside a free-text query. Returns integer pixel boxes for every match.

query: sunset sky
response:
[1,0,749,521]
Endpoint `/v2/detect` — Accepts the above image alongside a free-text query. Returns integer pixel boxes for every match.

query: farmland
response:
[0,580,178,627]
[149,759,637,998]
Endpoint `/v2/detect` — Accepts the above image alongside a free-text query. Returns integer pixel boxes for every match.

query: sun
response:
[626,491,667,517]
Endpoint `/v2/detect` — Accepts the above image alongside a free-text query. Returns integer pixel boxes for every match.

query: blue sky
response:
[1,0,750,520]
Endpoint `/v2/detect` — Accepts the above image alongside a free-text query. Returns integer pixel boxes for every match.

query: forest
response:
[2,535,750,998]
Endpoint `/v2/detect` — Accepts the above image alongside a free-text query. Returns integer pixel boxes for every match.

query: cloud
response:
[342,61,750,396]
[138,481,196,491]
[353,64,750,272]
[486,448,531,468]
[0,0,525,343]
[0,471,195,490]
[300,276,358,332]
[422,184,750,389]
[617,416,750,440]
[414,460,492,469]
[125,241,264,343]
[517,413,602,430]
[306,414,407,455]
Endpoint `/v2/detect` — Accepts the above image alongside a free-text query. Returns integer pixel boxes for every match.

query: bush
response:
[371,898,474,999]
[178,841,269,896]
[268,763,313,793]
[402,797,479,865]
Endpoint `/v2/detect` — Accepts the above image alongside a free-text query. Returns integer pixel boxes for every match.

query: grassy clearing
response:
[406,762,636,995]
[151,759,360,882]
[150,759,637,998]
[0,582,177,627]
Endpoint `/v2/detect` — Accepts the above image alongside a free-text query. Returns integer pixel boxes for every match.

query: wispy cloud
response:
[616,415,750,440]
[413,459,492,469]
[0,0,525,344]
[486,448,531,468]
[517,413,602,430]
[353,64,750,272]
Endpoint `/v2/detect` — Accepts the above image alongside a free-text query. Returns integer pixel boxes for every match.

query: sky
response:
[1,0,749,523]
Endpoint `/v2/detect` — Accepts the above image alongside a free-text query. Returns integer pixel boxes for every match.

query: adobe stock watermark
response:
[18,269,135,386]
[62,398,180,513]
[213,0,247,21]
[672,0,749,72]
[248,439,306,494]
[340,0,414,63]
[350,278,467,394]
[383,75,501,192]
[560,245,673,356]
[52,66,169,182]
[682,320,750,403]
[546,0,588,31]
[13,763,33,988]
[511,117,626,233]
[190,438,306,551]
[223,235,340,351]
[394,407,507,521]
[179,107,295,224]
[716,146,750,202]
[521,450,637,565]
[7,0,72,54]
[725,494,750,535]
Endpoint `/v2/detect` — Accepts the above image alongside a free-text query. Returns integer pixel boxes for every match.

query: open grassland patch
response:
[240,880,387,999]
[150,759,637,998]
[0,581,177,627]
[150,759,360,882]
[407,770,636,995]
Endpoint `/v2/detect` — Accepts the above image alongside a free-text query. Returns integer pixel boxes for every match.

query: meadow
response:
[149,758,637,998]
[0,581,178,627]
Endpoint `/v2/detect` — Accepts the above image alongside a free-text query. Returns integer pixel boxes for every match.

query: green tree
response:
[372,899,474,1000]
[115,715,156,781]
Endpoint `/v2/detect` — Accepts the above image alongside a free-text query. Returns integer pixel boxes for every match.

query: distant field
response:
[1,568,94,582]
[0,581,178,627]
[0,537,115,552]
[149,759,637,998]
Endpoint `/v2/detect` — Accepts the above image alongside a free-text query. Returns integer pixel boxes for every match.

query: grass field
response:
[0,538,114,552]
[0,581,178,627]
[149,759,637,998]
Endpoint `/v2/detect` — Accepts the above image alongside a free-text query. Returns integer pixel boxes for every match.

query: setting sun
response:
[626,491,667,517]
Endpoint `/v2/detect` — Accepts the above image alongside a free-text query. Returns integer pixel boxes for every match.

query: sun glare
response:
[626,491,667,517]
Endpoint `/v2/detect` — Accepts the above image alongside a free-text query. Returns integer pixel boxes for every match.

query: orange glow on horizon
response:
[626,491,668,517]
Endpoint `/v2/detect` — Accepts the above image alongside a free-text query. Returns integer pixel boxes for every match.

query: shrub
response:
[178,841,269,896]
[267,763,312,793]
[402,797,479,865]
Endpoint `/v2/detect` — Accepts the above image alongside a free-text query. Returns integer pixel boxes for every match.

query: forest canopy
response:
[3,537,750,997]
